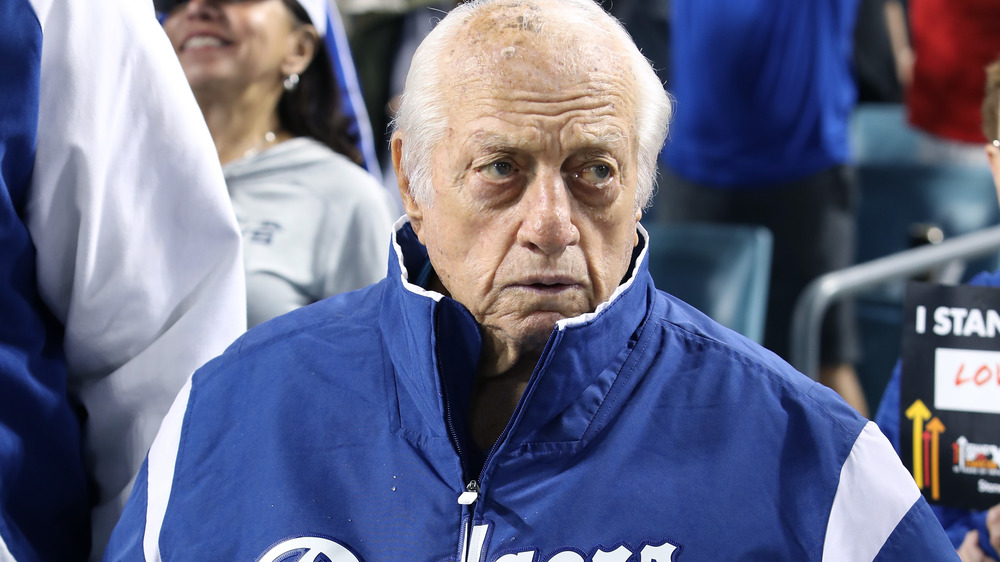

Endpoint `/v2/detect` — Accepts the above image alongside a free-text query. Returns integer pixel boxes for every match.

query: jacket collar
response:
[381,217,655,449]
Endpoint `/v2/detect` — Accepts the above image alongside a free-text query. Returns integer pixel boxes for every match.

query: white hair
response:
[392,0,672,210]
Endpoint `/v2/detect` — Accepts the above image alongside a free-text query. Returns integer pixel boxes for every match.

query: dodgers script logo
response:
[259,534,680,561]
[258,537,362,562]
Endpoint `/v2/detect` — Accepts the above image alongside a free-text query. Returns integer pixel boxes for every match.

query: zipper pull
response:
[457,480,479,505]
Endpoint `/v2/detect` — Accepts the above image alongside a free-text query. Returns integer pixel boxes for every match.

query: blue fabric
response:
[321,9,381,179]
[875,269,1000,559]
[874,499,960,561]
[664,0,858,187]
[103,460,148,557]
[107,223,957,560]
[0,0,90,559]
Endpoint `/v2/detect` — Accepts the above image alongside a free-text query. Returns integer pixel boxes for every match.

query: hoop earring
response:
[283,73,300,91]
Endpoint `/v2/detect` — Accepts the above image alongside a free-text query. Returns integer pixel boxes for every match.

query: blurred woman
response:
[162,0,397,327]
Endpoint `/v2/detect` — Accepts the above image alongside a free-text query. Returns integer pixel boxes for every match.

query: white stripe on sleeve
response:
[0,534,15,562]
[823,421,921,562]
[143,377,193,562]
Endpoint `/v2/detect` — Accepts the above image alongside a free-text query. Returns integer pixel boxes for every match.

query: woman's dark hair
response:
[278,0,363,165]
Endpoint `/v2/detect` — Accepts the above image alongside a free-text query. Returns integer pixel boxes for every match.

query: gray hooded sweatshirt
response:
[224,137,397,328]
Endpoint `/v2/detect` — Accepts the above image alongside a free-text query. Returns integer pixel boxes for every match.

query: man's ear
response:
[392,132,424,236]
[281,24,318,77]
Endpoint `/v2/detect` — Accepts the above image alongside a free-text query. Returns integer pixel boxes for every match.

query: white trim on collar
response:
[557,222,649,330]
[391,216,649,316]
[392,215,445,302]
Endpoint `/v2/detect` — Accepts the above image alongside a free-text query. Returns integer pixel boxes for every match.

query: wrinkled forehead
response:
[444,2,634,89]
[433,9,640,160]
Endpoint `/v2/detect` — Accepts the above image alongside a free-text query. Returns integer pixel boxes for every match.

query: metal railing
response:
[789,224,1000,379]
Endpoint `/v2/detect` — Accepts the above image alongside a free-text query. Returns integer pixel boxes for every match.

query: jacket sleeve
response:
[26,0,246,557]
[873,497,962,561]
[102,460,152,561]
[822,422,959,561]
[102,376,193,562]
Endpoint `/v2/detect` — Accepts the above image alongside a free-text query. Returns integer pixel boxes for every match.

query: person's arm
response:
[873,360,903,450]
[884,0,914,91]
[957,530,997,562]
[823,422,960,560]
[947,507,1000,561]
[102,375,194,562]
[26,0,246,557]
[987,506,1000,557]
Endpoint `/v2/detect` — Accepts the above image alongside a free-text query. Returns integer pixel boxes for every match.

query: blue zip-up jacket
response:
[106,221,958,561]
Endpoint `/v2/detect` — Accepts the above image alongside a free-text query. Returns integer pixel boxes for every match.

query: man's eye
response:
[576,164,613,184]
[481,161,515,180]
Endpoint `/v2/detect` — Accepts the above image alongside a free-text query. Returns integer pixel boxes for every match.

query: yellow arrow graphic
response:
[905,399,932,488]
[926,417,946,500]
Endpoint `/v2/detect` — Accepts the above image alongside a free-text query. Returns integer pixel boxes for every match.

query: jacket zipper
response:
[435,310,470,479]
[441,311,562,561]
[434,310,479,561]
[459,480,480,561]
[458,479,479,505]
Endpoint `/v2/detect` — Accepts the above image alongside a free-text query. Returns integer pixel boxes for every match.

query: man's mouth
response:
[517,276,581,293]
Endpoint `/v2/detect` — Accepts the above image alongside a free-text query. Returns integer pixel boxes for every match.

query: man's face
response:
[398,34,642,369]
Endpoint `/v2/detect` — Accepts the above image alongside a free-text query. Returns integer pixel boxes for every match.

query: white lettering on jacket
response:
[258,537,361,562]
[493,541,677,562]
[261,532,680,561]
[464,524,679,562]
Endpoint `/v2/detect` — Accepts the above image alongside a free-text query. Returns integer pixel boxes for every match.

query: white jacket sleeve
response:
[25,0,247,557]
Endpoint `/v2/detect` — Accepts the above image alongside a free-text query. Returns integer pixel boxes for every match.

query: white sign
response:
[935,347,1000,414]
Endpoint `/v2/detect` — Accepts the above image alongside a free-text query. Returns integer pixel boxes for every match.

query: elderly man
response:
[104,0,957,560]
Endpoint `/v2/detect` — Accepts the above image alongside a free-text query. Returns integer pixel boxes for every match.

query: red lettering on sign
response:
[976,365,993,385]
[955,363,969,386]
[954,363,1000,386]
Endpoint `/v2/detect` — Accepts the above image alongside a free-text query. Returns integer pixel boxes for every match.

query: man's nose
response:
[518,171,579,255]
